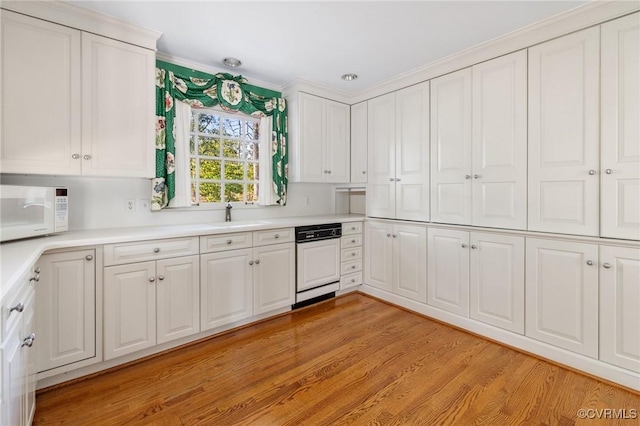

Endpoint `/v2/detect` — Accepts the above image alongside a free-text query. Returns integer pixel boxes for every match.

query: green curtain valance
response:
[152,60,288,210]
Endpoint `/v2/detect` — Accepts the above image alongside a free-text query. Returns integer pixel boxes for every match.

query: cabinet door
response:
[0,11,81,175]
[528,27,600,236]
[600,245,640,372]
[472,51,527,230]
[156,256,200,344]
[350,102,368,183]
[427,228,470,316]
[396,82,430,222]
[470,233,524,334]
[296,239,340,292]
[367,93,396,218]
[104,262,156,360]
[525,238,598,358]
[22,290,36,426]
[200,249,253,331]
[326,100,350,183]
[35,250,96,372]
[81,33,155,178]
[392,224,427,303]
[2,320,24,426]
[253,243,295,315]
[298,93,325,182]
[430,68,473,225]
[601,13,640,240]
[364,221,393,292]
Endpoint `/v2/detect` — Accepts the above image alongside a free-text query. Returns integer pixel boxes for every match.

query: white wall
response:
[0,174,335,231]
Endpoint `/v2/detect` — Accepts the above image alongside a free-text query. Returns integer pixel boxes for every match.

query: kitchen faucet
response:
[225,200,232,222]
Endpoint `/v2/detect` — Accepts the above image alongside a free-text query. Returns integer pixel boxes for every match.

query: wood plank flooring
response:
[34,293,639,425]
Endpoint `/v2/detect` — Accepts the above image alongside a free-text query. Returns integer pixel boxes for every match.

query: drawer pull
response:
[274,234,279,239]
[153,248,160,253]
[22,333,36,348]
[351,265,356,269]
[351,252,356,257]
[351,278,356,283]
[34,267,41,274]
[10,303,24,313]
[226,239,233,244]
[351,226,356,231]
[29,274,40,282]
[351,239,356,243]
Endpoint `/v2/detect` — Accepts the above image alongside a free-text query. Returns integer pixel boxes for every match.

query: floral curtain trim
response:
[152,61,288,210]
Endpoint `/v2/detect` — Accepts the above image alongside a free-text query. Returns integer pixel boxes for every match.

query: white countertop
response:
[0,214,363,299]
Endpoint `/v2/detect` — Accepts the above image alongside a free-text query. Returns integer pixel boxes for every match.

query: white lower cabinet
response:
[365,220,427,303]
[427,229,470,316]
[103,255,199,360]
[35,249,97,373]
[525,238,599,358]
[253,243,296,315]
[469,233,524,334]
[599,245,640,372]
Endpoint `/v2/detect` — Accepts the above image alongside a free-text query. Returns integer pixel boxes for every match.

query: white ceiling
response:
[72,1,588,94]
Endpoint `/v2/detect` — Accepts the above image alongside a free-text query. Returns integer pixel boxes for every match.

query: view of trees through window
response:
[190,109,260,204]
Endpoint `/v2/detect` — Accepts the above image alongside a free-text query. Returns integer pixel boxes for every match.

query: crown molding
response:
[349,0,640,104]
[0,0,161,50]
[282,79,351,105]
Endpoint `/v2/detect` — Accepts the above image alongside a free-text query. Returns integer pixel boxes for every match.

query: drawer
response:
[104,237,199,266]
[342,222,363,235]
[1,268,34,341]
[341,247,362,262]
[253,228,294,246]
[200,232,252,254]
[340,271,363,290]
[341,234,362,249]
[341,259,362,275]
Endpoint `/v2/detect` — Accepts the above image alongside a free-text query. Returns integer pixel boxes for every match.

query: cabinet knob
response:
[471,245,477,249]
[352,252,356,256]
[148,277,155,282]
[274,234,279,239]
[352,239,357,243]
[586,260,594,266]
[327,170,332,174]
[72,154,80,159]
[389,178,395,182]
[255,260,260,265]
[605,169,612,175]
[588,170,596,175]
[83,154,91,160]
[362,171,366,174]
[603,263,612,269]
[351,278,356,283]
[154,248,160,253]
[461,244,468,248]
[249,260,254,265]
[226,239,232,244]
[86,255,93,261]
[34,267,41,274]
[391,235,397,239]
[473,174,481,179]
[10,302,24,313]
[351,226,356,231]
[386,233,391,237]
[465,175,471,180]
[352,265,357,269]
[21,333,36,348]
[395,178,401,182]
[158,275,165,281]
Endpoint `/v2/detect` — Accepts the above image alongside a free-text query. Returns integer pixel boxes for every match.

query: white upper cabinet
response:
[0,11,81,175]
[350,101,368,183]
[528,27,601,237]
[292,92,350,183]
[599,245,640,373]
[0,11,155,177]
[601,13,640,240]
[471,51,527,230]
[81,33,155,178]
[367,83,430,221]
[430,68,473,225]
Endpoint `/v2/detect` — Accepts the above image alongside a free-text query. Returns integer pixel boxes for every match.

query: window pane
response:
[198,137,220,157]
[225,183,243,202]
[190,158,196,179]
[224,161,244,181]
[222,139,241,159]
[223,118,241,137]
[246,121,259,141]
[190,113,195,133]
[200,183,221,203]
[199,159,221,179]
[247,183,258,202]
[247,162,258,180]
[244,142,259,160]
[199,114,220,134]
[191,182,197,204]
[190,136,195,155]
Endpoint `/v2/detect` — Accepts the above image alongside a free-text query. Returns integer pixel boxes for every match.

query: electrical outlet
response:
[139,199,150,212]
[125,199,136,213]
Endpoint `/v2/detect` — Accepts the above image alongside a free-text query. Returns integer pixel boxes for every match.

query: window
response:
[190,109,260,205]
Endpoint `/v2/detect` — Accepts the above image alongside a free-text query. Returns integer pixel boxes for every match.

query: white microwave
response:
[0,185,69,242]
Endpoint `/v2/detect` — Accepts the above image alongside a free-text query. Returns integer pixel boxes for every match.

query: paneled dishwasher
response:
[293,223,342,308]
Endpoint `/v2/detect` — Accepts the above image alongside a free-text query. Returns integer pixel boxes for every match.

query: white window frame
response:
[190,107,260,207]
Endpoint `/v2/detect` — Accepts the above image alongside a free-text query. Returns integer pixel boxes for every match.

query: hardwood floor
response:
[34,293,639,425]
